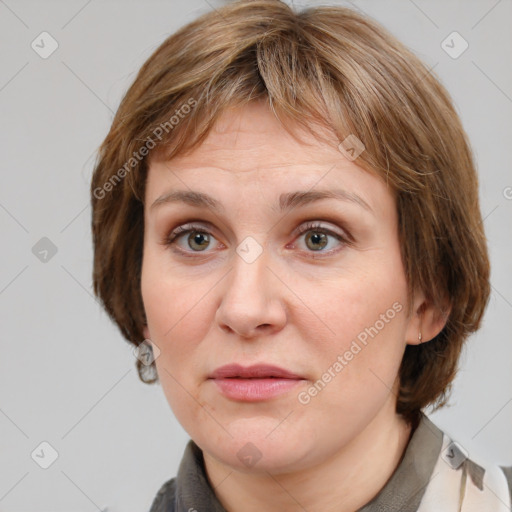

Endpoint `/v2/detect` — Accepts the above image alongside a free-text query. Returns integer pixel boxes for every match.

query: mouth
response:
[209,363,304,380]
[208,363,306,401]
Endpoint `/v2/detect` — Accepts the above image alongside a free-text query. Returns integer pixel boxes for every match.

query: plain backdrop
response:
[0,0,511,511]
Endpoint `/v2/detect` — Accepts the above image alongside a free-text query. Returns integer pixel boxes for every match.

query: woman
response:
[90,1,511,510]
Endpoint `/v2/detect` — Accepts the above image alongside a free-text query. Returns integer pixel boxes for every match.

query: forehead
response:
[145,102,392,214]
[153,101,340,170]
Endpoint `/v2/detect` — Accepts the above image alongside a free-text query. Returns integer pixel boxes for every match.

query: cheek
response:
[142,268,215,424]
[296,264,409,401]
[301,266,407,347]
[141,255,213,373]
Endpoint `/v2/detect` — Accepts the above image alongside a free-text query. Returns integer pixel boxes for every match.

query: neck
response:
[203,399,414,512]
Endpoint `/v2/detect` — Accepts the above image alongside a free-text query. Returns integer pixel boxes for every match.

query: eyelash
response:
[162,221,351,259]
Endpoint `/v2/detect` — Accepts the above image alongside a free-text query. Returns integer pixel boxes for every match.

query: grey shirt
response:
[149,413,512,511]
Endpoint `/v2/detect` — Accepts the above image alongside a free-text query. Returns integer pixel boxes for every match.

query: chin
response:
[198,423,315,474]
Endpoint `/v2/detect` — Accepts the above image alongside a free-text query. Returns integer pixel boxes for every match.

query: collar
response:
[357,412,443,511]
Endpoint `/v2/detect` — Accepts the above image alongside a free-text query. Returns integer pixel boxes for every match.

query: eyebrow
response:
[150,189,373,214]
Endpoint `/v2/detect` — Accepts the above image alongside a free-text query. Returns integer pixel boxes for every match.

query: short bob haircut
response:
[90,0,490,425]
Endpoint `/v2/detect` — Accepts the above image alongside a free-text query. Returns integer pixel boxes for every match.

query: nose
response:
[215,248,287,339]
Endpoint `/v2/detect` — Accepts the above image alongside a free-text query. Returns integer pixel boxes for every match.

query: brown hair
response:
[90,0,490,424]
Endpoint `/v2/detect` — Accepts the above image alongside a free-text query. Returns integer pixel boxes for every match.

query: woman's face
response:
[141,101,419,473]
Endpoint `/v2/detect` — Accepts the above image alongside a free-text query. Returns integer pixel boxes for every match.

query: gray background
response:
[0,0,511,510]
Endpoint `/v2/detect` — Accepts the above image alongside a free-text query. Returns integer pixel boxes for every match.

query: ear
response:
[143,325,150,340]
[405,289,451,345]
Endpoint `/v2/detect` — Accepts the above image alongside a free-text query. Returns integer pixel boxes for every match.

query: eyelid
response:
[163,222,220,246]
[164,220,347,243]
[292,220,350,241]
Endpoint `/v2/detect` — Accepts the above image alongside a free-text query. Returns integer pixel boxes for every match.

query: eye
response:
[162,220,350,257]
[292,221,348,256]
[163,223,221,255]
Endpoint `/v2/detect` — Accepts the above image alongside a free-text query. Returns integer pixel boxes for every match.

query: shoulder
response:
[501,466,512,500]
[149,477,176,512]
[416,417,512,511]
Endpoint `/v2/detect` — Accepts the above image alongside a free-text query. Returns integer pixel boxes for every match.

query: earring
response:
[133,339,159,382]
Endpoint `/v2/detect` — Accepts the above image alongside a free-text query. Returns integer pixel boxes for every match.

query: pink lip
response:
[208,363,306,401]
[209,363,303,380]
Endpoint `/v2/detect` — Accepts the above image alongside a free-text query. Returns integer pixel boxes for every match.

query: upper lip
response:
[209,363,304,379]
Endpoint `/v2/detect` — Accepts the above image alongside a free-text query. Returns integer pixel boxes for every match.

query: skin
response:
[141,100,447,512]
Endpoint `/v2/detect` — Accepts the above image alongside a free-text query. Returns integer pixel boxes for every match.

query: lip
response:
[209,363,303,379]
[208,363,306,402]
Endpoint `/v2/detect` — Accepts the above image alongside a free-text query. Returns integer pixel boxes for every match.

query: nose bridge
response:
[215,239,286,337]
[226,240,271,307]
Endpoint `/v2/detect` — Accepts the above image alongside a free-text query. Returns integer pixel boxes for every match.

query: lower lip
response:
[210,378,304,401]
